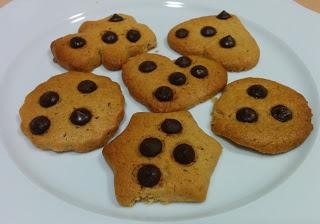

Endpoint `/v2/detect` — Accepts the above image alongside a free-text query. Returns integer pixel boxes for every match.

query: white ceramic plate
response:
[0,0,319,223]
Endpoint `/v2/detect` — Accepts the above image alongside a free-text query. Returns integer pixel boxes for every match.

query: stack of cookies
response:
[19,11,313,207]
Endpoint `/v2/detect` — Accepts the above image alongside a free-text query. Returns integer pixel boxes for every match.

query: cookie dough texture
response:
[212,77,313,154]
[103,111,222,206]
[19,71,124,152]
[167,14,260,72]
[51,13,157,71]
[122,53,227,112]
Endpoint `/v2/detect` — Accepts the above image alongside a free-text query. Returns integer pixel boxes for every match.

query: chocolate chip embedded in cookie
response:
[122,53,227,112]
[29,116,51,135]
[216,10,232,20]
[212,77,313,154]
[167,11,260,72]
[51,13,157,71]
[139,137,163,157]
[168,72,187,86]
[161,118,182,134]
[109,13,124,22]
[173,144,195,164]
[103,111,222,206]
[219,35,236,48]
[39,91,59,108]
[137,164,162,187]
[19,71,124,152]
[236,107,258,123]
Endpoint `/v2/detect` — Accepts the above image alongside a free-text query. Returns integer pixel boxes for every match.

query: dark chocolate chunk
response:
[126,29,141,42]
[70,108,92,126]
[217,10,231,20]
[236,107,258,123]
[219,35,236,48]
[190,65,208,78]
[169,72,186,86]
[175,28,189,38]
[77,80,97,93]
[247,84,268,99]
[39,91,59,108]
[29,116,51,135]
[139,137,162,157]
[271,105,292,122]
[154,86,173,102]
[175,56,192,68]
[173,144,195,165]
[69,37,86,49]
[101,31,118,44]
[109,14,124,22]
[201,26,217,37]
[137,164,161,187]
[161,119,182,134]
[138,61,157,73]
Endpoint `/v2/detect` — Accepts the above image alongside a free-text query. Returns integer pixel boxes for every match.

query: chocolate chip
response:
[219,35,236,48]
[217,10,231,20]
[139,138,162,157]
[271,105,292,122]
[39,91,59,108]
[190,65,208,78]
[169,72,186,86]
[78,80,97,93]
[236,107,258,123]
[70,108,92,126]
[201,26,217,37]
[109,13,124,22]
[247,84,268,99]
[137,164,161,187]
[29,116,51,135]
[69,37,86,48]
[175,56,192,68]
[138,61,157,73]
[154,86,173,102]
[173,144,195,165]
[126,29,141,43]
[175,28,189,38]
[161,119,182,134]
[101,31,118,44]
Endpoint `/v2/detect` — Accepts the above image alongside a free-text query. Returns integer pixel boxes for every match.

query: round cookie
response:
[211,77,313,154]
[51,13,157,71]
[103,111,222,206]
[19,71,124,152]
[167,11,260,72]
[122,53,227,112]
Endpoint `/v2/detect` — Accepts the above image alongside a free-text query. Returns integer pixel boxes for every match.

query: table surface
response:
[0,0,319,223]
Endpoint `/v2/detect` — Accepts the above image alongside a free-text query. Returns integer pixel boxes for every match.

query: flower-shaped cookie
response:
[103,111,222,206]
[167,11,260,72]
[20,71,124,152]
[51,13,157,71]
[122,53,227,112]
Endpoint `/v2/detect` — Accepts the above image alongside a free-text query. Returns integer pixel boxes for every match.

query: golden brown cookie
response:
[19,71,124,152]
[103,111,222,206]
[51,13,157,71]
[212,77,313,154]
[122,53,227,112]
[167,10,260,72]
